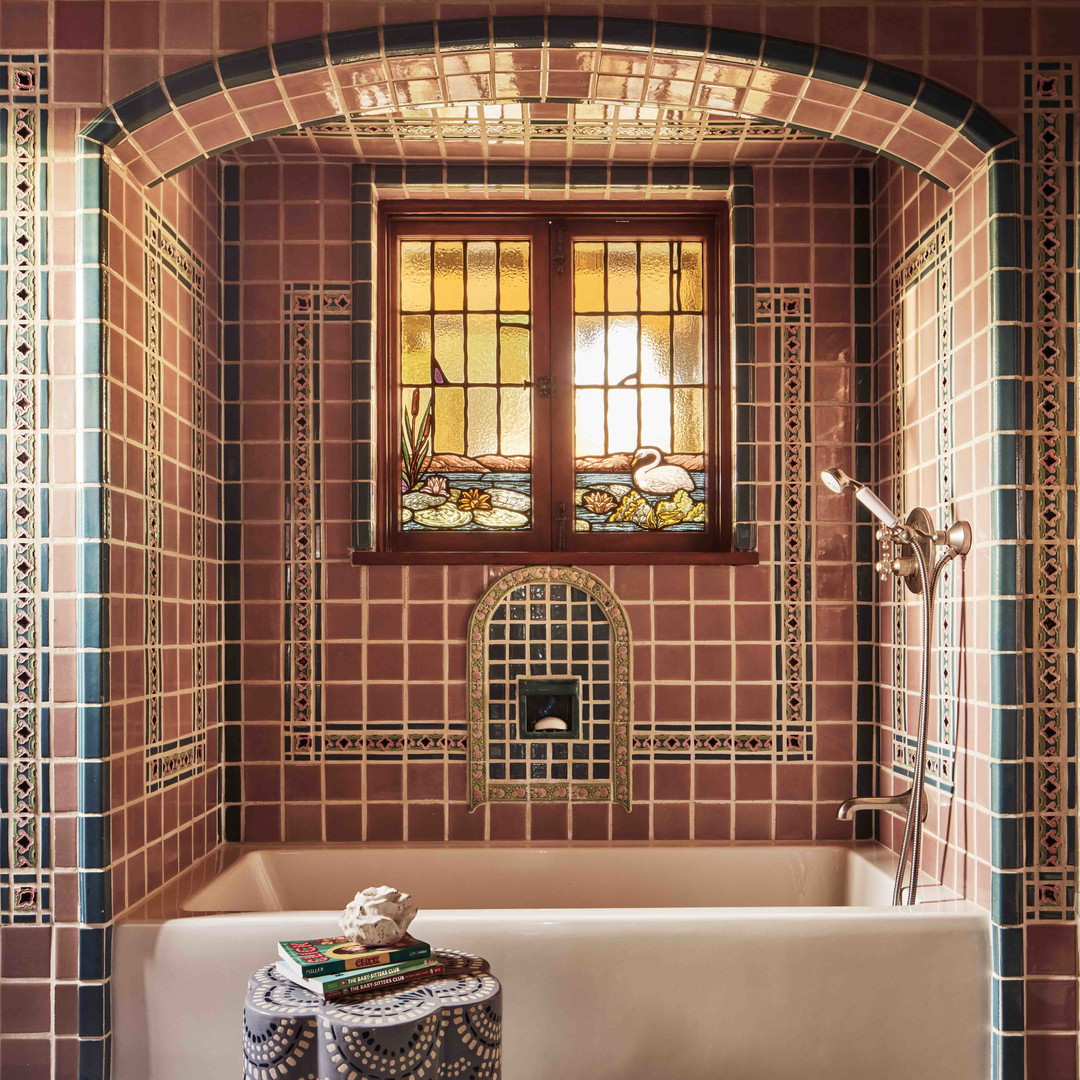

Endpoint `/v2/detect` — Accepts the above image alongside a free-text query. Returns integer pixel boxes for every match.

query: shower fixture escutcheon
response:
[820,467,971,906]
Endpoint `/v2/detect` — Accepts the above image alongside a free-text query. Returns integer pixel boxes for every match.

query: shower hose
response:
[890,533,951,906]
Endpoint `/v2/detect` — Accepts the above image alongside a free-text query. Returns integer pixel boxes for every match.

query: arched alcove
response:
[81,17,1012,188]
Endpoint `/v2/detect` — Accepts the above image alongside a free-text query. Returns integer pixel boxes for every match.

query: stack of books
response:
[275,933,442,1002]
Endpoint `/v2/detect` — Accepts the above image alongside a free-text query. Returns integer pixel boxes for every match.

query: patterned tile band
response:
[1026,63,1076,918]
[468,566,631,810]
[284,286,350,761]
[4,86,48,920]
[757,288,812,759]
[889,217,956,793]
[143,206,209,792]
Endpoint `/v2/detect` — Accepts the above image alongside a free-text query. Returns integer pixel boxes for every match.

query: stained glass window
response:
[398,238,533,532]
[572,240,707,533]
[386,210,725,553]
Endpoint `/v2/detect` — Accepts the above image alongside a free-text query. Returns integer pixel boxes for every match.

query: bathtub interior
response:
[179,842,908,913]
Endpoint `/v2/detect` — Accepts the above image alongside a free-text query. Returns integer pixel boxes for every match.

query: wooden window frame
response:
[355,200,752,566]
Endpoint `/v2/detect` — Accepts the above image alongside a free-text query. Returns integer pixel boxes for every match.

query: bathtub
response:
[113,842,989,1080]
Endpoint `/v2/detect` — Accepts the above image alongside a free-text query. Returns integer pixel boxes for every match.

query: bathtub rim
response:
[119,839,968,922]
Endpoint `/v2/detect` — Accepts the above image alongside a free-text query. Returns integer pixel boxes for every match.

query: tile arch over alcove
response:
[81,16,1012,189]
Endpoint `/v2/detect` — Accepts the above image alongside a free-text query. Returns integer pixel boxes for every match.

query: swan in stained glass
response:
[631,447,695,495]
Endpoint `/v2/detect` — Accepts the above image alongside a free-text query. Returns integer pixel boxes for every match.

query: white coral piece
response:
[339,886,418,946]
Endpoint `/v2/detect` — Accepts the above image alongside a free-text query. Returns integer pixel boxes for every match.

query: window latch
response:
[522,376,554,398]
[556,502,568,552]
[552,218,565,274]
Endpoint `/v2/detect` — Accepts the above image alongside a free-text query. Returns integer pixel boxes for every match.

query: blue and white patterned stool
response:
[243,949,501,1080]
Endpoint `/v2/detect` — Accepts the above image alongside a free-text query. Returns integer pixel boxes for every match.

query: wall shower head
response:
[819,468,899,528]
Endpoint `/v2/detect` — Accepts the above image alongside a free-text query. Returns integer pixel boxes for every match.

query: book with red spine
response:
[278,933,431,978]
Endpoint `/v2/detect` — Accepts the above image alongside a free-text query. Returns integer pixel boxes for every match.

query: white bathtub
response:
[113,842,990,1080]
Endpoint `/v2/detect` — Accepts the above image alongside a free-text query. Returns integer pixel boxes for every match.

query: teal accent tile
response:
[491,16,545,48]
[705,27,761,63]
[272,35,327,75]
[78,868,111,924]
[962,108,1014,153]
[992,926,1023,978]
[163,60,222,106]
[989,326,1021,378]
[81,109,123,147]
[436,18,491,51]
[384,22,436,55]
[113,83,170,131]
[992,976,1024,1032]
[327,27,380,64]
[990,488,1019,541]
[992,871,1023,926]
[913,82,970,128]
[990,707,1022,760]
[989,268,1020,322]
[991,378,1019,432]
[990,542,1018,596]
[867,62,920,106]
[761,38,814,76]
[217,47,274,89]
[547,16,599,48]
[811,47,867,88]
[989,216,1021,269]
[654,22,709,54]
[991,766,1022,821]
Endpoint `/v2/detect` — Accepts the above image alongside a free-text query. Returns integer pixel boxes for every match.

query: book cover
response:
[277,932,431,978]
[276,955,443,997]
[321,962,445,1002]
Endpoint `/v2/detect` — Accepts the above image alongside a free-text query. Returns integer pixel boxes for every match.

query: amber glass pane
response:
[400,242,431,311]
[398,236,533,532]
[572,238,707,533]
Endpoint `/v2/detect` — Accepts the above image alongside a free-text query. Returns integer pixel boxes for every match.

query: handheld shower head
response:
[820,467,860,495]
[819,467,899,528]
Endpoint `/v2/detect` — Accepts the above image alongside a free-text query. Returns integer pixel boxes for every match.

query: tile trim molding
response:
[81,18,1010,189]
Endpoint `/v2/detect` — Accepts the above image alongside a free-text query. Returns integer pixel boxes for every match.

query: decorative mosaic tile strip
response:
[632,727,776,757]
[1024,63,1076,918]
[756,288,812,760]
[1,95,48,921]
[284,286,350,760]
[891,732,955,791]
[889,217,957,792]
[143,206,209,793]
[322,728,469,760]
[467,566,631,810]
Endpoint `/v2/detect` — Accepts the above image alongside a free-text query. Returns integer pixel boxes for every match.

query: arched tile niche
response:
[467,566,631,811]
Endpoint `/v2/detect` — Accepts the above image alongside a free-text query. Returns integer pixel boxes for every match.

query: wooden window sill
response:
[350,550,759,566]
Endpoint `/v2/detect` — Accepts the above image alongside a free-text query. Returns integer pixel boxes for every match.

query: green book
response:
[276,955,443,999]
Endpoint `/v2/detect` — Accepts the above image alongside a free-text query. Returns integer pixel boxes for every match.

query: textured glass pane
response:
[434,314,465,383]
[672,315,703,384]
[678,243,703,311]
[400,242,431,311]
[434,386,465,454]
[466,241,497,310]
[574,243,604,312]
[673,387,704,453]
[639,243,671,311]
[606,243,638,312]
[608,388,638,453]
[467,314,497,383]
[499,242,530,310]
[575,317,605,386]
[500,387,531,457]
[500,325,530,386]
[607,316,638,385]
[433,242,464,310]
[400,314,431,384]
[640,387,672,451]
[467,386,498,456]
[640,315,671,384]
[576,389,605,457]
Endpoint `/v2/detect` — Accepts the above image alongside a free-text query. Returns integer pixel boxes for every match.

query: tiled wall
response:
[102,159,224,920]
[226,158,870,844]
[0,4,1075,1080]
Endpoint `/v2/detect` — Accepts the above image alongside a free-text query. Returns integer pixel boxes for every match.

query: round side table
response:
[243,949,501,1080]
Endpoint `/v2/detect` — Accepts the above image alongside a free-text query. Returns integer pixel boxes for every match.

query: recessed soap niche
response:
[467,566,632,810]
